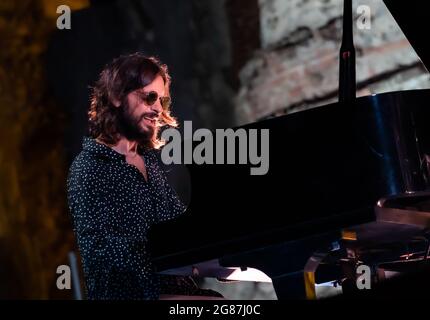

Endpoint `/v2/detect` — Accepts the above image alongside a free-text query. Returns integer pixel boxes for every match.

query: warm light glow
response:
[42,0,90,18]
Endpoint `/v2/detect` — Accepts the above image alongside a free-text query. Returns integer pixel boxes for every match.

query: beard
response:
[117,100,158,147]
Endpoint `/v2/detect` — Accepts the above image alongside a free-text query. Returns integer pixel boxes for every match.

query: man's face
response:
[120,74,165,141]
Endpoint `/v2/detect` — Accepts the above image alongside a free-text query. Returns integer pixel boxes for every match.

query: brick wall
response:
[234,0,430,125]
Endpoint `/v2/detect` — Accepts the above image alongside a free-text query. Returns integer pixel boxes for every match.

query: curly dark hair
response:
[88,53,178,150]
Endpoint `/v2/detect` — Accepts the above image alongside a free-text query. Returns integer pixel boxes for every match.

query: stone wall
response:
[235,0,430,125]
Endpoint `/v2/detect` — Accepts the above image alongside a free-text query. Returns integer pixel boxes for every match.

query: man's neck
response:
[112,136,139,157]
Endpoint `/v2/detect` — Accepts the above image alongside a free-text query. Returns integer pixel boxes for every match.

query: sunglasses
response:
[136,91,171,109]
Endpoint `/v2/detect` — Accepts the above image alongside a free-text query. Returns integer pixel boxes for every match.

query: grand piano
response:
[149,1,430,299]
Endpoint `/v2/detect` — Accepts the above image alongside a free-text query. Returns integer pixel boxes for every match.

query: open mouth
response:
[143,116,157,125]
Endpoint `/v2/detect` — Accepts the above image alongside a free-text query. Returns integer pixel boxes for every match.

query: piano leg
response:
[271,248,336,299]
[272,272,309,299]
[303,249,333,299]
[219,232,341,299]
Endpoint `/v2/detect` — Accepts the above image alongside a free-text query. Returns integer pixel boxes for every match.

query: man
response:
[67,53,219,300]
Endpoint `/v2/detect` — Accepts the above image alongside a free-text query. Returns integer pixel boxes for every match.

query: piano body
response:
[149,1,430,299]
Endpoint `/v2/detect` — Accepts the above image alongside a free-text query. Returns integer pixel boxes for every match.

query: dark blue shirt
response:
[67,137,186,299]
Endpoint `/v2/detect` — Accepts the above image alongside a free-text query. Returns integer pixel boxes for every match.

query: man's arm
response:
[149,151,187,223]
[67,170,159,299]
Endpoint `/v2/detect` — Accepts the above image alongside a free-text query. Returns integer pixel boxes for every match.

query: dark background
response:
[0,0,260,299]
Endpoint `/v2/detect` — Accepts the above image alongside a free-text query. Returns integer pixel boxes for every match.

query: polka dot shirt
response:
[67,137,186,300]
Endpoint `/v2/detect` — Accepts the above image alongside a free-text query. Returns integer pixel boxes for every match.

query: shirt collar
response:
[82,137,126,162]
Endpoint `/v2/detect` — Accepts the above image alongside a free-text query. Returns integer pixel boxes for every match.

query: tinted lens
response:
[160,96,171,109]
[144,91,158,105]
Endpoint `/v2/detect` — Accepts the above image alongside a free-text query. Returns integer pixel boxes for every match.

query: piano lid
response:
[383,0,430,72]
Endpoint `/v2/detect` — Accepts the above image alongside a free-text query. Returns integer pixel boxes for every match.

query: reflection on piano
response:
[149,0,430,299]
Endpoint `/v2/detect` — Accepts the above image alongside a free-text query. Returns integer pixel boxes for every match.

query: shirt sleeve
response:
[67,168,159,300]
[148,151,187,224]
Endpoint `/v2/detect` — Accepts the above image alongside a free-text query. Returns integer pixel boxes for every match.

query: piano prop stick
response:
[339,0,356,103]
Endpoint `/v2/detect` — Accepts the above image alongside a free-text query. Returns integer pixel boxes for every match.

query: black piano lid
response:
[150,1,430,269]
[383,0,430,72]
